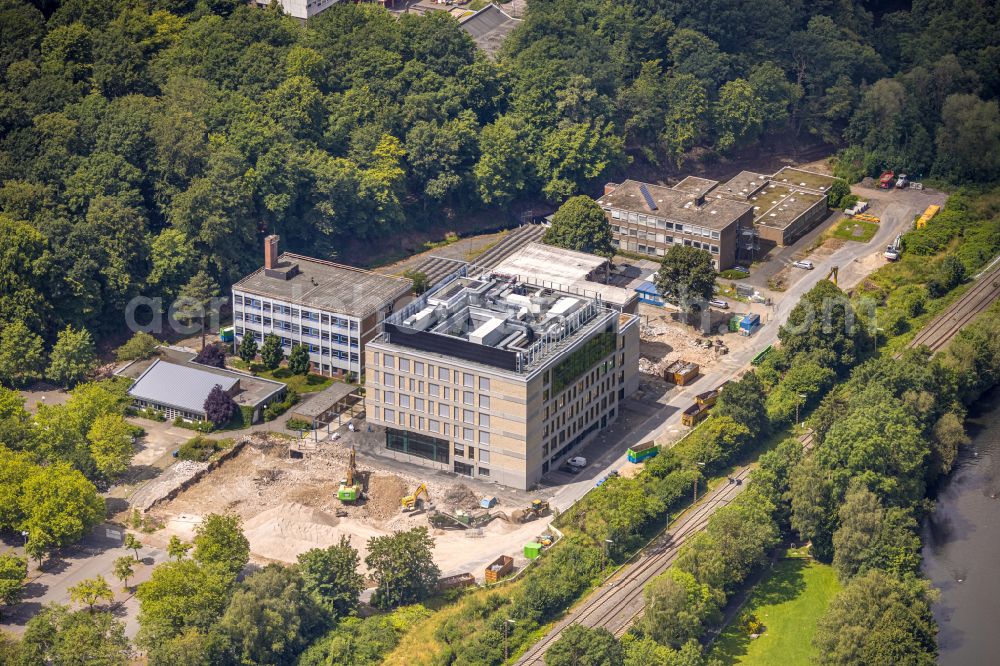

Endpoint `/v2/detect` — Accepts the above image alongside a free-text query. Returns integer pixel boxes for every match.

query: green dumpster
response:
[524,542,542,560]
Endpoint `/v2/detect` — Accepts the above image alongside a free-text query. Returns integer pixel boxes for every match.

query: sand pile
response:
[242,501,385,564]
[366,475,408,520]
[443,484,480,512]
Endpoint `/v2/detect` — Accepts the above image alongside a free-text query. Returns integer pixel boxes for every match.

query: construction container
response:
[524,542,543,560]
[627,442,659,464]
[682,402,710,427]
[751,344,773,366]
[739,314,761,336]
[435,573,475,592]
[484,555,514,583]
[220,326,235,343]
[662,359,700,385]
[480,496,497,510]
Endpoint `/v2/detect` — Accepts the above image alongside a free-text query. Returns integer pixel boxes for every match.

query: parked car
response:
[559,462,582,474]
[568,456,588,467]
[792,260,814,270]
[709,299,729,309]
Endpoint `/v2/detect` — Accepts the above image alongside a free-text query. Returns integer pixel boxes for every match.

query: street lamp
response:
[796,393,807,428]
[693,462,706,502]
[601,538,614,571]
[503,618,516,662]
[20,530,28,549]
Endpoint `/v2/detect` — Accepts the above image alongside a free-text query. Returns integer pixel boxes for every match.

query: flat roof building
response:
[365,267,640,489]
[489,242,639,313]
[232,236,412,378]
[252,0,343,20]
[597,180,753,270]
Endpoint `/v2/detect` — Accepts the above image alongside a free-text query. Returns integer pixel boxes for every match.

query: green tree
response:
[113,556,135,591]
[46,326,97,387]
[826,178,852,208]
[654,245,717,321]
[175,270,220,351]
[934,93,1000,183]
[714,79,763,152]
[20,463,105,559]
[20,605,131,665]
[69,575,114,612]
[297,537,365,619]
[217,564,326,665]
[0,551,27,614]
[260,334,284,371]
[543,195,615,259]
[546,624,623,666]
[715,371,768,439]
[288,344,311,375]
[87,414,134,481]
[115,332,159,362]
[404,270,430,296]
[813,570,937,666]
[124,533,142,561]
[474,115,529,206]
[366,527,440,610]
[642,568,722,648]
[237,333,258,364]
[660,75,708,167]
[167,535,192,561]
[778,280,870,374]
[136,560,231,650]
[0,320,46,387]
[789,456,837,562]
[192,513,249,580]
[0,388,34,452]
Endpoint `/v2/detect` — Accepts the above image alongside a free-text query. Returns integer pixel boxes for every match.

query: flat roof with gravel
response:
[751,184,825,230]
[771,167,836,194]
[598,180,752,231]
[234,253,411,319]
[712,171,769,201]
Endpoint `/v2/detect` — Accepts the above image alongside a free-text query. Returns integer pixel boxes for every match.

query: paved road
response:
[516,187,945,662]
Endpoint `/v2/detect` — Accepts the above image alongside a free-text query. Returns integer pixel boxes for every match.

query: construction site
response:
[137,430,556,581]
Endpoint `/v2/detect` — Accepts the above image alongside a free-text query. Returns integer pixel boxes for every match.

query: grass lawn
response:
[710,554,840,666]
[829,217,878,243]
[228,359,334,393]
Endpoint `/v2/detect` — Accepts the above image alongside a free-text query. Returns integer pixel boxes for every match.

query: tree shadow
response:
[121,464,162,485]
[20,580,48,600]
[710,558,808,664]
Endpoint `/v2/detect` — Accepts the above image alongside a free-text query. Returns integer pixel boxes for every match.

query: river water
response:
[922,386,1000,664]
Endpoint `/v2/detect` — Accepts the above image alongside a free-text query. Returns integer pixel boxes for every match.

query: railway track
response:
[907,262,1000,353]
[516,258,1000,665]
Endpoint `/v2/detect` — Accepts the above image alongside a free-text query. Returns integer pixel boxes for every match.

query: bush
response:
[719,269,749,279]
[135,407,167,422]
[286,418,312,431]
[193,343,227,369]
[173,417,215,433]
[739,611,764,635]
[115,332,159,362]
[264,389,299,421]
[177,436,228,462]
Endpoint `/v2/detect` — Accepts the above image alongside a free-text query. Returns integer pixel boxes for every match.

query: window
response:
[428,419,439,432]
[611,209,621,219]
[414,398,424,412]
[479,395,490,409]
[479,377,490,391]
[478,467,490,477]
[383,391,395,405]
[438,403,449,417]
[399,358,410,372]
[399,395,410,408]
[463,373,473,388]
[384,354,395,369]
[386,428,449,464]
[480,414,490,428]
[428,383,439,397]
[711,231,720,239]
[463,427,473,441]
[454,443,465,457]
[479,432,490,448]
[414,361,424,376]
[382,372,395,386]
[454,461,473,477]
[463,409,474,424]
[383,408,395,421]
[463,391,474,405]
[438,367,449,380]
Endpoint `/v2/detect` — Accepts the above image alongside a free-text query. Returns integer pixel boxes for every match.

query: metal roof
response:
[291,382,359,419]
[128,359,239,415]
[636,280,662,296]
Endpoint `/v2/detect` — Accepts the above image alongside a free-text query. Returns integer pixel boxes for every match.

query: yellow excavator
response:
[337,448,362,503]
[401,483,430,511]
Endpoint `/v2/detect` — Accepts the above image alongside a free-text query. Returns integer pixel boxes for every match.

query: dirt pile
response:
[442,484,480,512]
[366,475,408,520]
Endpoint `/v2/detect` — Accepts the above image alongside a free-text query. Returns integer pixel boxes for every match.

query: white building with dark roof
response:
[231,236,412,378]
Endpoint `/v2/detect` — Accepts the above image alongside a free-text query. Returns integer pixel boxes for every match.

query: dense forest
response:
[0,0,998,349]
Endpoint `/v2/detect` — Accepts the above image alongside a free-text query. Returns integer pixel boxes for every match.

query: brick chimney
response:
[604,182,619,195]
[264,234,280,269]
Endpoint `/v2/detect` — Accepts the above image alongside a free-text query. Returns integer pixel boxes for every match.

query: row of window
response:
[378,374,491,408]
[611,228,720,254]
[381,410,490,446]
[379,353,491,391]
[233,295,356,329]
[378,391,491,426]
[238,317,357,346]
[607,209,722,240]
[235,329,358,361]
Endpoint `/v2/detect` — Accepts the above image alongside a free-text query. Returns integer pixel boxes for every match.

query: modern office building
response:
[364,268,640,489]
[232,236,411,378]
[597,178,754,270]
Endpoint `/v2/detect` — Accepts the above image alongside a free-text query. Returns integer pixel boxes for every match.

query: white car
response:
[709,299,729,309]
[568,456,588,468]
[792,260,814,270]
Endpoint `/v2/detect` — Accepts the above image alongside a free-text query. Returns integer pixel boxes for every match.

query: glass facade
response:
[386,427,449,464]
